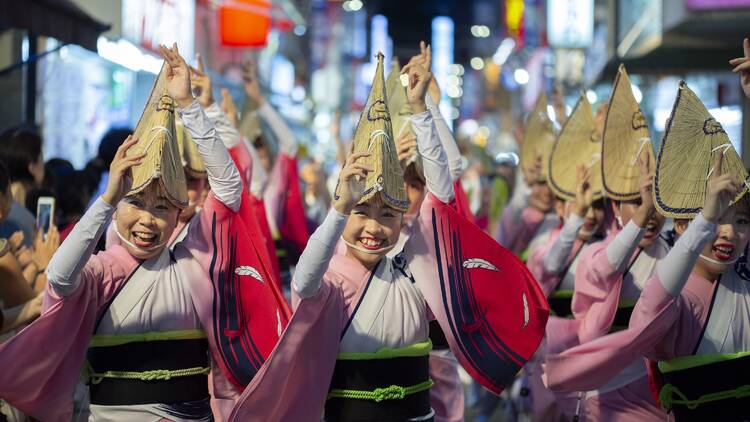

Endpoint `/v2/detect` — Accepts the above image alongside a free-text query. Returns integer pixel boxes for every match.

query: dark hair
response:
[98,128,132,168]
[0,160,10,194]
[0,125,42,184]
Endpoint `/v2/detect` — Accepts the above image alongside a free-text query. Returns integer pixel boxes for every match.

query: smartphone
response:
[36,196,55,237]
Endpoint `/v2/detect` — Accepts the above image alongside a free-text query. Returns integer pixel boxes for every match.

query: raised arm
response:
[244,61,298,157]
[162,45,243,213]
[425,94,462,181]
[47,137,144,296]
[403,45,455,204]
[293,152,371,299]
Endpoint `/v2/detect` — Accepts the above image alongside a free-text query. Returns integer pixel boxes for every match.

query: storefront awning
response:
[0,0,110,51]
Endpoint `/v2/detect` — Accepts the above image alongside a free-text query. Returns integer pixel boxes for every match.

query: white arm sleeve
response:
[257,102,298,156]
[47,198,114,297]
[292,209,348,299]
[203,102,241,148]
[656,213,717,296]
[606,220,646,272]
[543,213,584,274]
[425,95,462,181]
[411,110,455,203]
[180,100,243,212]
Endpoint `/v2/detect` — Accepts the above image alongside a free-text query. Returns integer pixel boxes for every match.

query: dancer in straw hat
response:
[547,65,668,421]
[522,92,608,421]
[0,44,288,421]
[544,78,750,421]
[388,42,467,422]
[229,49,548,421]
[496,93,560,260]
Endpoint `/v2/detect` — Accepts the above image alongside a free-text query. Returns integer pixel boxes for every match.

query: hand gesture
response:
[189,53,214,108]
[571,164,593,217]
[523,154,543,185]
[101,135,146,206]
[637,151,655,212]
[220,89,239,128]
[333,151,372,215]
[730,38,750,100]
[702,152,740,223]
[401,41,433,114]
[396,132,418,170]
[31,224,59,271]
[242,61,265,106]
[158,43,193,108]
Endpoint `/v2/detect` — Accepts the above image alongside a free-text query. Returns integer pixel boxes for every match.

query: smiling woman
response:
[0,44,289,421]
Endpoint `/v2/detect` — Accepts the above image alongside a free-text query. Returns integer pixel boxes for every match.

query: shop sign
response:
[547,0,594,49]
[122,0,195,59]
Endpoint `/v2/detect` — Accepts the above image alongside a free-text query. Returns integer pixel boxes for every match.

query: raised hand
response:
[158,43,193,108]
[101,135,146,206]
[729,38,750,99]
[523,154,543,185]
[396,132,418,170]
[632,151,657,228]
[242,61,265,106]
[401,41,433,114]
[702,152,740,223]
[571,164,593,217]
[190,53,214,108]
[333,151,372,215]
[220,89,239,128]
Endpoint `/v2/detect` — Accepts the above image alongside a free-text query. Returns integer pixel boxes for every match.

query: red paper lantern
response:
[219,0,272,47]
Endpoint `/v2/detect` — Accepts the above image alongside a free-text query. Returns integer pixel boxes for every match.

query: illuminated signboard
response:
[547,0,594,49]
[122,0,195,59]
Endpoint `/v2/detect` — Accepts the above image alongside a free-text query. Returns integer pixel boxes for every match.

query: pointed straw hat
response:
[349,52,408,212]
[175,119,207,179]
[127,62,187,208]
[653,81,749,219]
[238,101,263,142]
[548,93,603,201]
[521,93,556,182]
[385,57,415,141]
[601,64,654,201]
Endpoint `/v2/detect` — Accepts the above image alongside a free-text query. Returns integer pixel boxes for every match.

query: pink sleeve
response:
[183,192,237,250]
[498,206,546,255]
[570,239,625,344]
[527,231,563,296]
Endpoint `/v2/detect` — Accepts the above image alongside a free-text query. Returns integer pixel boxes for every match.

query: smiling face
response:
[555,197,606,241]
[114,183,180,260]
[342,196,403,270]
[613,199,666,248]
[675,203,750,280]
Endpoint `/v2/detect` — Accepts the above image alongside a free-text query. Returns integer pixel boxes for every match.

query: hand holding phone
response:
[36,197,55,237]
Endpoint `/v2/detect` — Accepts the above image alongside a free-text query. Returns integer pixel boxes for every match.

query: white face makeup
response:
[114,183,179,260]
[697,206,750,273]
[342,198,403,269]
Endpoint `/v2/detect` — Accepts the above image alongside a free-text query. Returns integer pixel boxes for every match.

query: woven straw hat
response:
[239,100,263,142]
[349,52,408,212]
[653,81,749,219]
[521,93,556,182]
[548,93,603,201]
[385,57,415,140]
[601,64,654,201]
[175,119,207,179]
[127,62,187,208]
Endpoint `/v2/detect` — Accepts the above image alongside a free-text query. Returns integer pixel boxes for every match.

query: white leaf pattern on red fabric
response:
[523,293,529,329]
[462,258,499,272]
[235,266,264,283]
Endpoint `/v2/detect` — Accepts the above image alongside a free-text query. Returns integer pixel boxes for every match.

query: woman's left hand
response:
[159,43,193,108]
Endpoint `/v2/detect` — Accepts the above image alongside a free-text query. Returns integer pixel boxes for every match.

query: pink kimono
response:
[229,193,549,420]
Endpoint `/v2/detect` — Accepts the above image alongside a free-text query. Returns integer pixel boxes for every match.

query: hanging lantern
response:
[219,0,272,47]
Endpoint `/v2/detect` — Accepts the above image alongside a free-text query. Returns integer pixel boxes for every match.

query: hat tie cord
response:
[631,137,650,165]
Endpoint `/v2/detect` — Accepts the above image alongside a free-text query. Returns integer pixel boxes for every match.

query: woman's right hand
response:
[702,152,740,223]
[333,152,372,215]
[396,132,418,170]
[571,164,593,217]
[101,135,146,206]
